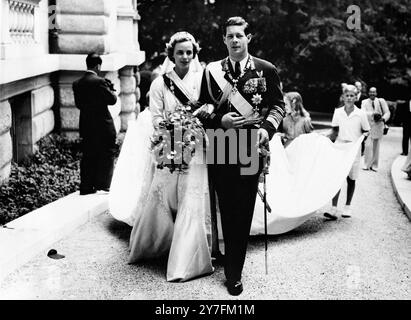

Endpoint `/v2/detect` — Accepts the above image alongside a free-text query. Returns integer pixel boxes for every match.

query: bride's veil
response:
[158,56,203,75]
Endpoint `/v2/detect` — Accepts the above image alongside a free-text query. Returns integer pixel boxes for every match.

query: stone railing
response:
[8,0,36,44]
[0,0,43,59]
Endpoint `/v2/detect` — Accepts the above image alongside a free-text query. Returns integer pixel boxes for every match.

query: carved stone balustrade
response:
[9,0,36,44]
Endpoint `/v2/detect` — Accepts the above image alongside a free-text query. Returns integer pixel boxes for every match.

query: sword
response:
[259,143,270,276]
[257,188,271,213]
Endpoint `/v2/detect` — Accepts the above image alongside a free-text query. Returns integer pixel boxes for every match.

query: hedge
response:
[0,134,84,225]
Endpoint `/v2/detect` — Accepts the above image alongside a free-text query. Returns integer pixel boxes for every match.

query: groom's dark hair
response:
[222,16,250,36]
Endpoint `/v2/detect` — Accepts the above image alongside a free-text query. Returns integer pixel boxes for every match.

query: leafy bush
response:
[0,133,125,226]
[0,134,82,226]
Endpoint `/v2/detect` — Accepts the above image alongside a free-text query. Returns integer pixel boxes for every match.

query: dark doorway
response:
[9,92,32,163]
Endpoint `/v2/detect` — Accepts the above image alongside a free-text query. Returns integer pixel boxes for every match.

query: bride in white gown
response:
[111,32,214,282]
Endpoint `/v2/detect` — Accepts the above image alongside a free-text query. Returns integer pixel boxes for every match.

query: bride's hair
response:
[165,32,201,62]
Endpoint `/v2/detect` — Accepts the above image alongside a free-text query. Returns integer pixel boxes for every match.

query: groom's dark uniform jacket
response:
[198,56,285,282]
[199,56,284,139]
[72,71,118,193]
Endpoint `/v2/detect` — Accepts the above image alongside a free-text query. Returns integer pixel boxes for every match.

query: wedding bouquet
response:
[151,104,206,173]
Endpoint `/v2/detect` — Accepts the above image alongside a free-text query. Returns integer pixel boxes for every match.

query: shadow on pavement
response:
[105,215,132,243]
[247,214,352,250]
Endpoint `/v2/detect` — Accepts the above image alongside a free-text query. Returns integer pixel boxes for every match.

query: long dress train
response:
[250,132,364,235]
[110,123,364,237]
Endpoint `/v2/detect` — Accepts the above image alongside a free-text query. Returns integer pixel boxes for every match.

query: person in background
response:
[354,81,367,109]
[279,91,314,147]
[397,95,411,156]
[138,62,153,112]
[354,81,368,155]
[138,53,168,111]
[324,84,370,220]
[402,147,411,179]
[72,52,118,195]
[337,82,348,108]
[361,87,390,172]
[150,52,168,82]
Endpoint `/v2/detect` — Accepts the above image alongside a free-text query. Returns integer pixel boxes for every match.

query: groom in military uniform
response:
[198,16,285,295]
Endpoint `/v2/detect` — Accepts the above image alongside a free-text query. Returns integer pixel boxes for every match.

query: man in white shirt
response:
[361,87,390,171]
[324,84,370,219]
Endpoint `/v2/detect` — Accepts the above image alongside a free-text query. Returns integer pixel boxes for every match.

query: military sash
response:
[207,60,257,120]
[163,71,199,106]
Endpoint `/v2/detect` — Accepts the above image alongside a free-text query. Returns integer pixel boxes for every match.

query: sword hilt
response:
[257,188,271,213]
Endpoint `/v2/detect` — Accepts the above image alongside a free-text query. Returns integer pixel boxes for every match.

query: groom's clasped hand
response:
[220,112,246,129]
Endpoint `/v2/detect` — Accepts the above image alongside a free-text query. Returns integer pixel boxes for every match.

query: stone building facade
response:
[0,0,145,184]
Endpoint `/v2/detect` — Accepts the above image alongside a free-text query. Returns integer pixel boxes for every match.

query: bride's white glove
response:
[193,104,215,122]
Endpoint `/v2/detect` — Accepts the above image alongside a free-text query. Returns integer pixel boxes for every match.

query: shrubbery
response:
[0,134,82,226]
[0,133,124,226]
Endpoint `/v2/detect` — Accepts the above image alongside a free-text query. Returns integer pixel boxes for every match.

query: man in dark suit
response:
[198,16,285,295]
[354,81,368,155]
[72,52,118,195]
[354,81,367,109]
[397,96,411,155]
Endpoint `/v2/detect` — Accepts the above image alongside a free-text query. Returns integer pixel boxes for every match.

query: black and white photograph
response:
[0,0,410,308]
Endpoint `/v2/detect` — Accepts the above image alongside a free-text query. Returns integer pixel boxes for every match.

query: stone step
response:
[390,155,411,222]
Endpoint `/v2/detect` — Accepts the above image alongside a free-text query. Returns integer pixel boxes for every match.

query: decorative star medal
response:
[251,93,263,112]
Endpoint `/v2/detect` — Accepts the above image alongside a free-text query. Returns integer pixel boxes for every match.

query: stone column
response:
[53,0,125,137]
[31,85,55,145]
[134,68,141,115]
[55,71,81,139]
[54,0,112,54]
[0,100,12,184]
[119,66,137,131]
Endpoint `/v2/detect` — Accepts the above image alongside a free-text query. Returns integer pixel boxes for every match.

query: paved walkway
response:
[0,127,410,300]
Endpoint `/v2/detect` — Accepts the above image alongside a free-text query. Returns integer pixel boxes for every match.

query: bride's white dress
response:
[112,63,214,282]
[126,131,213,281]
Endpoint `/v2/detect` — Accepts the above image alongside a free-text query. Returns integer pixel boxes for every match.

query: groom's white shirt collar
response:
[86,70,98,76]
[229,54,249,73]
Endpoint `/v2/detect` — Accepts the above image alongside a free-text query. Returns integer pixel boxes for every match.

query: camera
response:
[104,78,116,91]
[373,113,382,122]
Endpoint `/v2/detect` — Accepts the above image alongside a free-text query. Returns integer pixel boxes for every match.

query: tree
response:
[137,0,411,111]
